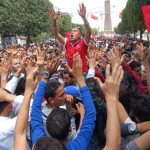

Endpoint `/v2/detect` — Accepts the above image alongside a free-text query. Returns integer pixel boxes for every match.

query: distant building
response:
[104,0,113,36]
[0,33,27,49]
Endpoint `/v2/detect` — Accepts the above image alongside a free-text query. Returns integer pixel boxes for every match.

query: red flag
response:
[142,5,150,34]
[91,14,98,20]
[119,12,122,19]
[90,34,94,39]
[65,32,71,41]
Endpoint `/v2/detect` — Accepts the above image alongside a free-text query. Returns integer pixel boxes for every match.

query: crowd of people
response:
[0,3,150,150]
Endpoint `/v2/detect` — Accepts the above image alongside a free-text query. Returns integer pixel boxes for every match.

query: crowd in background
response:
[0,3,150,150]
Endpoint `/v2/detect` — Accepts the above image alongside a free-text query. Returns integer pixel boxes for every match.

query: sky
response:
[50,0,128,31]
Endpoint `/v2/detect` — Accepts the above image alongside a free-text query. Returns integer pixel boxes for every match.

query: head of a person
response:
[0,89,13,116]
[70,27,82,42]
[44,82,66,107]
[119,84,134,114]
[33,137,67,150]
[14,77,26,95]
[46,108,71,141]
[0,101,12,116]
[129,61,141,77]
[63,69,76,86]
[12,58,20,73]
[123,51,131,63]
[131,94,150,122]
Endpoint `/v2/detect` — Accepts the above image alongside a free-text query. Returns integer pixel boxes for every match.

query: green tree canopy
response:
[0,0,53,46]
[92,28,99,36]
[115,0,150,39]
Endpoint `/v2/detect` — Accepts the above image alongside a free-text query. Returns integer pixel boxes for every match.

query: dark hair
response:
[0,101,10,114]
[63,68,73,78]
[131,94,150,122]
[14,78,26,95]
[0,89,12,114]
[34,137,67,150]
[44,82,62,103]
[46,108,71,141]
[119,85,134,114]
[129,61,141,70]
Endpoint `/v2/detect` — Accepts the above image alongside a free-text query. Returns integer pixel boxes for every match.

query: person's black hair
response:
[14,78,26,95]
[44,82,62,103]
[63,68,73,78]
[119,85,134,114]
[34,137,67,150]
[0,101,10,114]
[46,108,71,141]
[74,27,82,35]
[131,94,150,122]
[129,61,141,70]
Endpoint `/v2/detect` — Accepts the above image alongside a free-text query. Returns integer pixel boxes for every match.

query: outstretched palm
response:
[48,8,58,21]
[78,3,86,18]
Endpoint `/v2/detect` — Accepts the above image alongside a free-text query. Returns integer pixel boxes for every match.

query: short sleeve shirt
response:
[65,38,88,74]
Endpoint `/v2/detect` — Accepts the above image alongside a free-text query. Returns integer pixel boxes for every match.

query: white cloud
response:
[50,0,128,31]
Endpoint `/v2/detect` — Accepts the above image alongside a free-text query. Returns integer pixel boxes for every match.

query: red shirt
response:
[65,38,88,74]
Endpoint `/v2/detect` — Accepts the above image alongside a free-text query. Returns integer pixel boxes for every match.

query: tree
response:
[57,12,72,37]
[92,28,99,36]
[0,0,53,47]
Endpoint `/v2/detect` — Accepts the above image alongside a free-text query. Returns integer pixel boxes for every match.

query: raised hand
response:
[107,48,125,70]
[6,45,12,55]
[86,51,97,69]
[136,43,147,61]
[98,53,108,69]
[65,53,83,79]
[77,3,86,18]
[36,44,46,66]
[46,55,62,76]
[95,64,124,100]
[11,45,20,56]
[65,53,85,88]
[48,8,58,21]
[25,68,39,92]
[0,58,12,88]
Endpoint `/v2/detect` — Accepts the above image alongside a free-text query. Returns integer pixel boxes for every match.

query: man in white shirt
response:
[0,89,31,150]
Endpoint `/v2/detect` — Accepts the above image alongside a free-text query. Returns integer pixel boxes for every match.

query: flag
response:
[91,14,98,20]
[65,32,71,41]
[90,34,94,39]
[119,12,122,19]
[141,5,150,34]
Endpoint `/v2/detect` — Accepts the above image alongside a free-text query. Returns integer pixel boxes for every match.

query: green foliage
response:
[115,0,150,38]
[57,12,72,37]
[0,0,53,45]
[92,28,99,36]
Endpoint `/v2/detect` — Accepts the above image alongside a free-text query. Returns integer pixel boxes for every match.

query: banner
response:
[141,5,150,34]
[91,14,98,20]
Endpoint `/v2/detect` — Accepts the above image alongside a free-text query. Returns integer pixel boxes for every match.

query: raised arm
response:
[14,66,39,150]
[48,8,65,45]
[78,3,91,44]
[95,63,124,150]
[137,43,150,92]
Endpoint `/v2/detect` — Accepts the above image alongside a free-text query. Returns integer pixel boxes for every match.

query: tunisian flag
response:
[119,12,122,19]
[91,14,98,20]
[142,5,150,34]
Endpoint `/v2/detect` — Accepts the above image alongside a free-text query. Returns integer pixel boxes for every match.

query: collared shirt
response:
[64,38,88,74]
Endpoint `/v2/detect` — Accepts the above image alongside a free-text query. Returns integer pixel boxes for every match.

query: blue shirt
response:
[31,81,96,150]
